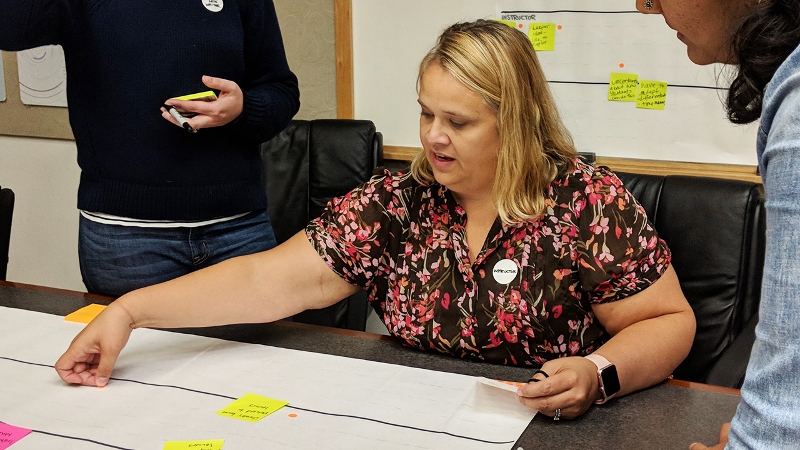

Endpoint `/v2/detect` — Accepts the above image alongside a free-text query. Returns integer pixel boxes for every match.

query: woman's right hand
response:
[55,301,135,387]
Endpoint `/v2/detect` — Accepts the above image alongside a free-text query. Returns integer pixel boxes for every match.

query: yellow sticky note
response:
[64,304,107,324]
[163,440,224,450]
[636,80,668,110]
[528,22,556,51]
[495,19,517,29]
[217,393,288,422]
[170,91,218,102]
[608,72,639,102]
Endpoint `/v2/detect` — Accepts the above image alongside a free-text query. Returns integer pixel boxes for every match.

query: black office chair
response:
[617,172,765,387]
[261,119,383,331]
[0,186,16,281]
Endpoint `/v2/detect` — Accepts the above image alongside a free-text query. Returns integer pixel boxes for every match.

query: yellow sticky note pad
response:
[495,19,517,29]
[636,80,668,110]
[64,304,107,324]
[528,22,556,51]
[608,72,639,102]
[217,393,288,422]
[163,440,224,450]
[170,91,218,102]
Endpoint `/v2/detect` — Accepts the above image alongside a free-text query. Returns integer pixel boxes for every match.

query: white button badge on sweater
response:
[203,0,223,12]
[492,259,519,284]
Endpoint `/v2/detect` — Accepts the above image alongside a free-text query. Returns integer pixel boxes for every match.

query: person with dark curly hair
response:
[638,1,800,449]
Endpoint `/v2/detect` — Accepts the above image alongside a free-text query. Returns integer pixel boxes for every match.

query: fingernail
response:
[96,377,108,387]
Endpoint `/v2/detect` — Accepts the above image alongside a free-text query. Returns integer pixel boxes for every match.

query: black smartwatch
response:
[585,354,620,404]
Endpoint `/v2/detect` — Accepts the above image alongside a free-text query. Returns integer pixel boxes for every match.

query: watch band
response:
[585,353,618,404]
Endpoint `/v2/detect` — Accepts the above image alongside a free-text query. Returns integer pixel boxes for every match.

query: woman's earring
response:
[644,0,653,8]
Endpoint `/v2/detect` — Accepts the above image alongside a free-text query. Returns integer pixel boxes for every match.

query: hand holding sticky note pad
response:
[164,90,219,131]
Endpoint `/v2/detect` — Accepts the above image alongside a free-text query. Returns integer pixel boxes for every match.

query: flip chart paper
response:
[469,379,535,421]
[0,306,535,449]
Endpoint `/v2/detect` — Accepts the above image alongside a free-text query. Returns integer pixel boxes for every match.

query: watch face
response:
[601,365,621,396]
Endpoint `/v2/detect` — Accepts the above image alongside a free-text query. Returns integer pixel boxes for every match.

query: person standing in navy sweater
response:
[0,0,300,297]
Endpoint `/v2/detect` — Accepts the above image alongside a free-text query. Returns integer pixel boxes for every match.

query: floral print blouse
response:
[306,160,671,366]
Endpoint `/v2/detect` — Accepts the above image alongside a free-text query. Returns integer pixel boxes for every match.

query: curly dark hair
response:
[728,0,800,124]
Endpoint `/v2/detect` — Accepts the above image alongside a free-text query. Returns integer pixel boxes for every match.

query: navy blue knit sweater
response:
[1,0,300,220]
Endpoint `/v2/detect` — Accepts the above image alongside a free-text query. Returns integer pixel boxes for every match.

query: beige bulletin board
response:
[0,51,73,140]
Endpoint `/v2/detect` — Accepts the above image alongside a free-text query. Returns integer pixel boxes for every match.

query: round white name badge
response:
[492,259,519,284]
[202,0,223,12]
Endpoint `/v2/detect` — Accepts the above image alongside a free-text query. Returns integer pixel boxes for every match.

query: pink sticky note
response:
[0,423,32,449]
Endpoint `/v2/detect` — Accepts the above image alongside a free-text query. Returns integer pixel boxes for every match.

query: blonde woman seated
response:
[56,20,695,420]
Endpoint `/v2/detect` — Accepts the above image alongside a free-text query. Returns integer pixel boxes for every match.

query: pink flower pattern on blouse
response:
[306,160,670,366]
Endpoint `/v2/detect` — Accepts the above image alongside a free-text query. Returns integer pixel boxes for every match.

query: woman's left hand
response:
[161,75,244,131]
[516,356,599,419]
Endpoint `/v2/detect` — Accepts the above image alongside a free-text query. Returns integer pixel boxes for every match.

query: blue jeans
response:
[78,211,277,297]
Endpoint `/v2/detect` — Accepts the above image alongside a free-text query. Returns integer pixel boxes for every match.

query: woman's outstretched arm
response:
[55,231,359,386]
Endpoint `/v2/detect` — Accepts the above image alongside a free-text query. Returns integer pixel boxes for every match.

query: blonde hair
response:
[410,19,577,224]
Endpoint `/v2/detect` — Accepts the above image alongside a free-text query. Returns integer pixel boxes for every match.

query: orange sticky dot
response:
[518,23,523,29]
[619,63,625,68]
[557,25,562,30]
[288,413,297,418]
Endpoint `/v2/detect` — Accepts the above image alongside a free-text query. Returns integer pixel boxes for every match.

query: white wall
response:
[0,135,84,290]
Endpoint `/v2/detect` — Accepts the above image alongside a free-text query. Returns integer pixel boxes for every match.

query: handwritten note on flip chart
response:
[528,23,556,51]
[608,72,639,102]
[0,423,32,450]
[636,80,668,110]
[64,304,107,324]
[163,439,225,450]
[217,393,288,422]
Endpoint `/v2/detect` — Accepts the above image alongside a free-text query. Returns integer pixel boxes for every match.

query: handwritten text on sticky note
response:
[528,23,556,51]
[608,73,639,102]
[163,439,224,450]
[0,423,32,450]
[637,80,668,110]
[217,393,288,422]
